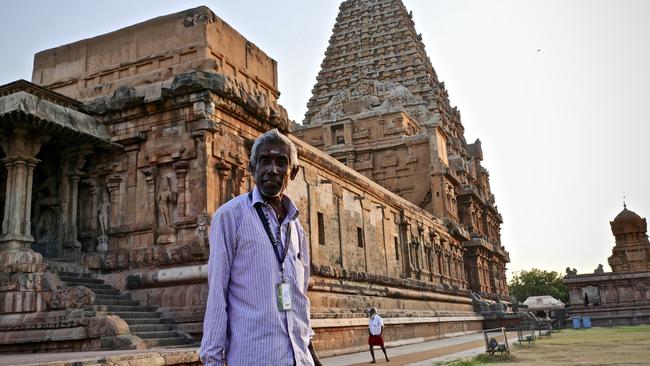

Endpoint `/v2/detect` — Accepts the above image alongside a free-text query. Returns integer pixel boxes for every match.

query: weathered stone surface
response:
[0,90,112,143]
[0,309,86,331]
[162,351,202,365]
[33,6,279,105]
[86,316,130,338]
[0,249,44,274]
[99,334,146,350]
[0,327,88,345]
[0,290,46,313]
[49,286,95,310]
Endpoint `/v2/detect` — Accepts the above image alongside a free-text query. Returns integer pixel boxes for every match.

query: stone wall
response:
[33,6,279,104]
[564,271,650,326]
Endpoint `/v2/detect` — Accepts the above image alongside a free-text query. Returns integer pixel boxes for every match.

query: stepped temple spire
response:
[297,0,510,298]
[304,0,445,125]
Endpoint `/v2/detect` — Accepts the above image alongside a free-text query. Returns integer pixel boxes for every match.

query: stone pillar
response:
[216,163,230,205]
[106,174,123,228]
[85,179,99,252]
[173,161,189,219]
[1,156,39,246]
[66,173,82,252]
[62,147,91,256]
[0,129,48,272]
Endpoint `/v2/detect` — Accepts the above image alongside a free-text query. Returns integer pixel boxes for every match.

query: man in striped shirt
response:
[200,129,322,366]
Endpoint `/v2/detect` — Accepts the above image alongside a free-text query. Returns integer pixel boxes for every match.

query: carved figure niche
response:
[96,187,110,252]
[225,165,245,203]
[216,162,245,204]
[156,171,178,245]
[31,144,62,258]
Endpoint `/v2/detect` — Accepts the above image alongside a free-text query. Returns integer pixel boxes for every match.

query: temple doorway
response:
[31,143,62,258]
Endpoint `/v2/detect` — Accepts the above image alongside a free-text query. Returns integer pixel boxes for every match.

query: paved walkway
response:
[322,332,516,366]
[0,332,516,365]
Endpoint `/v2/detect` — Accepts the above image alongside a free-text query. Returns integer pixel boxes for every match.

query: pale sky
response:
[1,1,649,278]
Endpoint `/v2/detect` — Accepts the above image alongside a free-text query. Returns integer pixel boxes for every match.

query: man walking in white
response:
[368,307,389,363]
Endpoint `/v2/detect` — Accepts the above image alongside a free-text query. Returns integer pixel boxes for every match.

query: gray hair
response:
[249,129,298,168]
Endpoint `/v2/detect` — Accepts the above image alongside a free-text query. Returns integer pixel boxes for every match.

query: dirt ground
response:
[474,325,650,366]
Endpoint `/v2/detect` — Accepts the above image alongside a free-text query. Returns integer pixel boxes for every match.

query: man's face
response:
[249,142,298,198]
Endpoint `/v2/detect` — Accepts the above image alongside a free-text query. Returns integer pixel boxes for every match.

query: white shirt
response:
[369,315,384,336]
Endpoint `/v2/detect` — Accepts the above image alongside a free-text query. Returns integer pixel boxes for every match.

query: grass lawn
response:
[442,325,650,366]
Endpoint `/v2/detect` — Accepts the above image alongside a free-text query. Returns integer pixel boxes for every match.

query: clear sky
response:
[1,1,649,278]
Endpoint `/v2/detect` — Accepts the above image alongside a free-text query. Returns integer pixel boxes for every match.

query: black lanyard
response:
[253,201,291,276]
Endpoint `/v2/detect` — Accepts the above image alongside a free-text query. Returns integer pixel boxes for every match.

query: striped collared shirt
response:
[199,187,314,366]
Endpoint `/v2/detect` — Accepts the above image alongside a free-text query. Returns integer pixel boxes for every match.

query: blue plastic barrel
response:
[572,318,581,329]
[582,316,592,328]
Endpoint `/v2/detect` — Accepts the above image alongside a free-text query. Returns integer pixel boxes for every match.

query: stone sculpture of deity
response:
[157,177,177,231]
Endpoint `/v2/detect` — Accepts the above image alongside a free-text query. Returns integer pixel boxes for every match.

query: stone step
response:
[132,331,179,339]
[63,281,114,290]
[94,298,141,306]
[95,293,133,300]
[89,305,157,312]
[123,318,167,325]
[171,322,203,335]
[87,288,122,295]
[58,275,105,284]
[143,337,192,348]
[106,311,161,319]
[56,271,97,279]
[129,324,172,333]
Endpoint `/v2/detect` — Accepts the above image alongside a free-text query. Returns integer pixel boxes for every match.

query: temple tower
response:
[296,0,509,298]
[609,205,650,272]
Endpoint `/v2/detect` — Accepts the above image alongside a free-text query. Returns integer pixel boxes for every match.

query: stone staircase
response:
[57,271,195,348]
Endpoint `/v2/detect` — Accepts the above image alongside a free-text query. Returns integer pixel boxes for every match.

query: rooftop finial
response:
[623,195,627,209]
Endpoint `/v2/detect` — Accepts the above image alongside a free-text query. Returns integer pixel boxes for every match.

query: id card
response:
[276,282,293,311]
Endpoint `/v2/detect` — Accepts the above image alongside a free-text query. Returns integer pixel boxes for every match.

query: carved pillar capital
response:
[0,128,49,158]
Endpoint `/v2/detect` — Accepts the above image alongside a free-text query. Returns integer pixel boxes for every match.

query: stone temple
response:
[564,205,650,326]
[0,1,510,355]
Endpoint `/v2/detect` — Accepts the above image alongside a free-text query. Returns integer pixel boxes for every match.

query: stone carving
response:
[565,267,577,277]
[96,196,110,253]
[49,286,95,310]
[226,166,245,201]
[156,174,178,245]
[157,176,177,230]
[86,315,130,338]
[311,80,428,125]
[470,292,506,314]
[98,199,110,237]
[594,264,605,275]
[196,214,209,246]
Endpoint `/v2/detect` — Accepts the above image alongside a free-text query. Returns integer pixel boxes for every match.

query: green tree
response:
[508,268,568,303]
